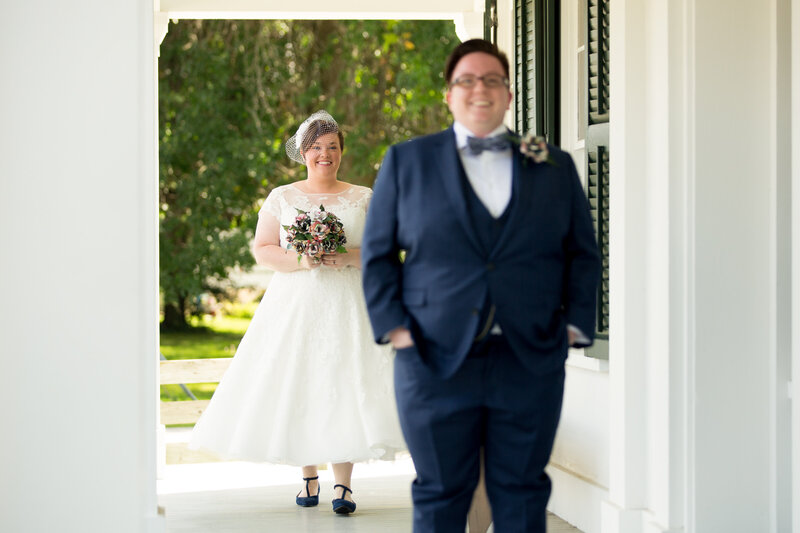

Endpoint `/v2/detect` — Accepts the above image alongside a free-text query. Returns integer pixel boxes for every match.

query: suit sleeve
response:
[562,152,602,348]
[361,146,408,343]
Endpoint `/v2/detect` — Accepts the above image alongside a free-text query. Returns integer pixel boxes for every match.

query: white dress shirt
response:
[453,122,513,218]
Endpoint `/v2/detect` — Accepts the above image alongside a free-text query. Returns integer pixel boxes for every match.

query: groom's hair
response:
[445,39,510,84]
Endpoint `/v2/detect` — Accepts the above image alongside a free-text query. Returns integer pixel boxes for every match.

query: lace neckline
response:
[290,182,355,195]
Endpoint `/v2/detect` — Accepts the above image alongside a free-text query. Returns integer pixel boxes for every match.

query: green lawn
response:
[160,302,256,401]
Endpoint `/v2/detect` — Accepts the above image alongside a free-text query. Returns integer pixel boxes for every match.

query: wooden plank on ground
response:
[160,358,232,384]
[166,442,224,464]
[467,452,492,533]
[160,400,210,425]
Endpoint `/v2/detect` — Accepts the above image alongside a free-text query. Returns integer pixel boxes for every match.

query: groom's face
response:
[446,52,512,137]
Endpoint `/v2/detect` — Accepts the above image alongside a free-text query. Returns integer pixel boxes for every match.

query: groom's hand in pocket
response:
[388,326,415,350]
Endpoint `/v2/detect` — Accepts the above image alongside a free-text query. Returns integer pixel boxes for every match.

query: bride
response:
[190,110,406,515]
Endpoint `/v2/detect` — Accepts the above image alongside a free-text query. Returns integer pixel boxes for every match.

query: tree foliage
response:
[159,19,458,328]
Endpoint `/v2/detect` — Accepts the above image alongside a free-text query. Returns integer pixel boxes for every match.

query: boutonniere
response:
[508,133,557,166]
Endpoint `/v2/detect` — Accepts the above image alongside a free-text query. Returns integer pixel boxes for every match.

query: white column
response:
[141,1,163,528]
[154,5,170,482]
[692,1,780,531]
[663,0,695,530]
[603,0,785,531]
[601,1,650,531]
[0,0,163,531]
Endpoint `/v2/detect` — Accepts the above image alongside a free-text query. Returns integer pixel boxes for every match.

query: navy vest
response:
[457,164,514,341]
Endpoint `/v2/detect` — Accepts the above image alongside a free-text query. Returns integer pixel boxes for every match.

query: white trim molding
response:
[791,0,800,530]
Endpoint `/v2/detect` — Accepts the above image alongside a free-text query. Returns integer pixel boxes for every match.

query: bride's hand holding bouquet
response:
[283,205,348,270]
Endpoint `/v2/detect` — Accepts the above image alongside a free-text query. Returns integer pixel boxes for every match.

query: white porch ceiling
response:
[157,0,484,20]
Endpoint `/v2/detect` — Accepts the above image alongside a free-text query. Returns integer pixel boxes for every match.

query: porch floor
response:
[157,454,583,532]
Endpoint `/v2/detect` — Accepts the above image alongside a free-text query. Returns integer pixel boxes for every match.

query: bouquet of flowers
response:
[282,205,347,263]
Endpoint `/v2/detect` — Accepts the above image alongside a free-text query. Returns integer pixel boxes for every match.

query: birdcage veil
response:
[285,110,340,164]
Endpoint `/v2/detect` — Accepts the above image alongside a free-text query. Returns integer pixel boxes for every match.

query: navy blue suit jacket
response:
[362,127,600,378]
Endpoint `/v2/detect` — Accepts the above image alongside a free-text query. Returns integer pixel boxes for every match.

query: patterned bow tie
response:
[465,135,510,155]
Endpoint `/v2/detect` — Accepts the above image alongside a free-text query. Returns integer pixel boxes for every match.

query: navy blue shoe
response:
[296,476,320,507]
[331,484,356,514]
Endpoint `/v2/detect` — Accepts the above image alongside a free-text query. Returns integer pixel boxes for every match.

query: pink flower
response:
[307,242,322,258]
[310,221,330,238]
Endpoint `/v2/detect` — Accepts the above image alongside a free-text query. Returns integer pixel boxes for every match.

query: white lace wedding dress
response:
[190,183,406,466]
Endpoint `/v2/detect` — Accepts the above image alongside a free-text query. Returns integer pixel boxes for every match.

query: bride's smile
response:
[303,132,341,176]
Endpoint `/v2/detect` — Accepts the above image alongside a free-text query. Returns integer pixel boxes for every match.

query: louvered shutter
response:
[514,0,559,143]
[515,0,536,134]
[585,0,610,358]
[588,0,610,124]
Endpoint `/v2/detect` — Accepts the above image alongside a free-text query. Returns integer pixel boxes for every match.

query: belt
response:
[468,328,508,358]
[473,304,496,343]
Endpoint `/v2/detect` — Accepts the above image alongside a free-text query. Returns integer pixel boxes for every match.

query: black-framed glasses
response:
[449,74,509,89]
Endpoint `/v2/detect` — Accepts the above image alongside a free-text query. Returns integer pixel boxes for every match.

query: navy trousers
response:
[393,336,566,533]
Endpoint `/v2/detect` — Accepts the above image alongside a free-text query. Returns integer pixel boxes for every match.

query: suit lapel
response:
[435,128,484,255]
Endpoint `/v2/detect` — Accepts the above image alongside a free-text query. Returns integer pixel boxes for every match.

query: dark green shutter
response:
[586,137,610,357]
[515,0,535,133]
[588,0,610,124]
[514,0,559,144]
[585,0,610,359]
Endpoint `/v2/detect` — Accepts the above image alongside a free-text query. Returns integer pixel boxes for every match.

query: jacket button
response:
[487,262,495,271]
[471,308,479,316]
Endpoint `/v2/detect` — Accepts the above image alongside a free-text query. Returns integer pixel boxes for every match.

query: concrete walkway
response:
[158,456,583,532]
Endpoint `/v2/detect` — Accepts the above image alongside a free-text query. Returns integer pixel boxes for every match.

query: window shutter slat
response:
[586,144,610,340]
[583,0,610,358]
[588,0,610,124]
[515,0,558,142]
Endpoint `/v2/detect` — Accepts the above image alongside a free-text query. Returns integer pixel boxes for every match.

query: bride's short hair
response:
[300,119,345,154]
[285,110,344,164]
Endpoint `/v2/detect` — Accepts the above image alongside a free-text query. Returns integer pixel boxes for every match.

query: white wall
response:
[793,1,800,529]
[548,363,610,533]
[775,0,794,529]
[0,1,162,532]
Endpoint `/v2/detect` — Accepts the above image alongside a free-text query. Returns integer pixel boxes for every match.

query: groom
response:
[362,39,600,532]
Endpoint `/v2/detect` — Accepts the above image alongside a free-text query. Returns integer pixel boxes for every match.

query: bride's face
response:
[302,132,342,176]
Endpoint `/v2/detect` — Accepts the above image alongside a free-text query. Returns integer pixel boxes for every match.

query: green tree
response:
[159,19,457,329]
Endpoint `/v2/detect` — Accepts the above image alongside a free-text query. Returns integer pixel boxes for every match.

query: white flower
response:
[519,133,550,164]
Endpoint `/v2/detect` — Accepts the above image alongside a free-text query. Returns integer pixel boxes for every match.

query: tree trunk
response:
[161,299,189,331]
